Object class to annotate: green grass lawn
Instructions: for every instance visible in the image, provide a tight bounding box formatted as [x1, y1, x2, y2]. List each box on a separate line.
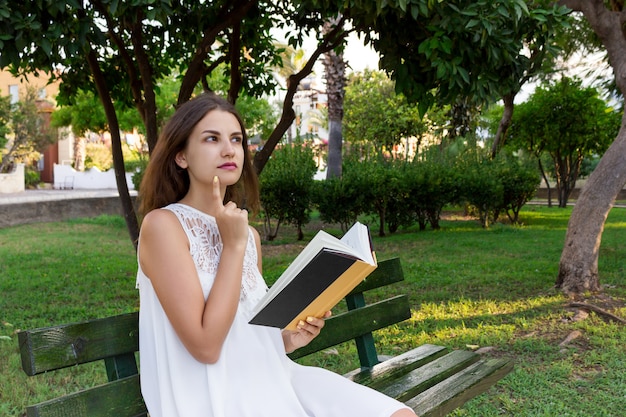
[1, 206, 625, 416]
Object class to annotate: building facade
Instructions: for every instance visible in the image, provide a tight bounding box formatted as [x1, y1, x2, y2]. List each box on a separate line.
[0, 70, 69, 184]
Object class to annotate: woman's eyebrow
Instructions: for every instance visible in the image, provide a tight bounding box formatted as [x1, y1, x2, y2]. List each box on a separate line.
[201, 129, 243, 136]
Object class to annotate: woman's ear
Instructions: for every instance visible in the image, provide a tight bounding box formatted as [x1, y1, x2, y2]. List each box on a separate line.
[175, 151, 188, 169]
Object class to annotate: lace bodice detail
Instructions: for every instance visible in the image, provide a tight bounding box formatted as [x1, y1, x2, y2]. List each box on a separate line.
[164, 203, 267, 315]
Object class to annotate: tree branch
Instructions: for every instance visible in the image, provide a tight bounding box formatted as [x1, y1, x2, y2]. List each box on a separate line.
[252, 17, 350, 174]
[227, 21, 242, 104]
[178, 0, 258, 104]
[568, 302, 626, 324]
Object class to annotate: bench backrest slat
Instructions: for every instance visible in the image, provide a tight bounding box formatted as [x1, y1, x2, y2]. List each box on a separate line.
[26, 375, 147, 417]
[349, 257, 404, 294]
[288, 294, 410, 359]
[19, 312, 139, 376]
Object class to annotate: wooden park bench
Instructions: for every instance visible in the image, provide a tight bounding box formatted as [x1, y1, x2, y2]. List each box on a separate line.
[18, 257, 513, 417]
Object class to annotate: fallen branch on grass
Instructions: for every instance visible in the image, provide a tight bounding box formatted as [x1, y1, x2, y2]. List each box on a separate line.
[568, 302, 626, 325]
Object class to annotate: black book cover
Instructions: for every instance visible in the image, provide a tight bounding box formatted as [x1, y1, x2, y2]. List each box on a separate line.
[249, 249, 357, 328]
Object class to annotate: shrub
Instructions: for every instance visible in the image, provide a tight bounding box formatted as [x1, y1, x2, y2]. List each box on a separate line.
[24, 166, 40, 189]
[495, 152, 541, 224]
[313, 158, 369, 232]
[402, 151, 461, 230]
[259, 142, 318, 240]
[130, 155, 149, 192]
[354, 155, 405, 237]
[457, 153, 504, 228]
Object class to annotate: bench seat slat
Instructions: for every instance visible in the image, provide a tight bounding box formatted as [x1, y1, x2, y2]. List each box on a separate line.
[379, 350, 480, 401]
[343, 344, 448, 387]
[407, 358, 514, 417]
[26, 375, 147, 417]
[19, 312, 139, 376]
[288, 294, 410, 359]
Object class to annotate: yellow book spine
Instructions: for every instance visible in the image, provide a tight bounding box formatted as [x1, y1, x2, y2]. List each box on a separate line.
[283, 259, 377, 331]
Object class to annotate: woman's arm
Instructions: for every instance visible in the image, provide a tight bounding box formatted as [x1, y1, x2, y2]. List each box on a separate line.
[139, 178, 249, 364]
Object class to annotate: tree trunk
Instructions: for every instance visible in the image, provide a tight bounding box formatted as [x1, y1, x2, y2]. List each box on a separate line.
[555, 0, 626, 295]
[556, 121, 626, 294]
[538, 158, 553, 207]
[490, 93, 515, 158]
[73, 134, 85, 171]
[87, 48, 140, 248]
[326, 119, 342, 178]
[323, 16, 346, 179]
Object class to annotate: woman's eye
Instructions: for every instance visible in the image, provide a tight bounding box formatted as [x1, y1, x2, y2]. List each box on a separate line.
[231, 136, 243, 143]
[205, 135, 218, 142]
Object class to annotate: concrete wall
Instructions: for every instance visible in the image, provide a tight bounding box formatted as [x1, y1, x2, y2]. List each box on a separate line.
[0, 195, 137, 228]
[0, 163, 25, 193]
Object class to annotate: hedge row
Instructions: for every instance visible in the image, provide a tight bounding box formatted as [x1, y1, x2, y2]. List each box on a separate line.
[259, 146, 541, 240]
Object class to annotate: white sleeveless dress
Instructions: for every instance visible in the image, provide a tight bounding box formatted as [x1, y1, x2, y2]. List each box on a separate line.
[137, 203, 410, 417]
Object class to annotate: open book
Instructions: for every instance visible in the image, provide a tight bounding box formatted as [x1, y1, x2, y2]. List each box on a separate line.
[249, 222, 377, 330]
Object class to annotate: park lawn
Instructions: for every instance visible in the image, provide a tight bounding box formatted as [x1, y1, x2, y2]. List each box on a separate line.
[1, 205, 625, 416]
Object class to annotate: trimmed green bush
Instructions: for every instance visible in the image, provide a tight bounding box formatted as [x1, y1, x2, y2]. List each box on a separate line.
[259, 142, 317, 240]
[313, 173, 367, 233]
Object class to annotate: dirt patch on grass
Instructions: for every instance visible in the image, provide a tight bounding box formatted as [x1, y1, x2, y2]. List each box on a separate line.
[261, 243, 305, 257]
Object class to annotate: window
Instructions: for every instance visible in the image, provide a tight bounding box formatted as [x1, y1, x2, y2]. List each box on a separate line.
[9, 84, 18, 104]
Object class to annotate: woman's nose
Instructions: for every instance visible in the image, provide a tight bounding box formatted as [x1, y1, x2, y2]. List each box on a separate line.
[222, 140, 235, 156]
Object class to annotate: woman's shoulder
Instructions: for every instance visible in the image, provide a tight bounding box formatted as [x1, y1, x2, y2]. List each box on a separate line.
[143, 206, 179, 223]
[141, 207, 182, 236]
[249, 225, 261, 241]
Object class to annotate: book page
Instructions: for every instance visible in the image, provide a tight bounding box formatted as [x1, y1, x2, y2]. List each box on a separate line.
[340, 222, 375, 265]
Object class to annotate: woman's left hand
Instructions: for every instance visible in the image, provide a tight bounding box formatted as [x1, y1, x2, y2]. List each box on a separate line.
[282, 311, 332, 353]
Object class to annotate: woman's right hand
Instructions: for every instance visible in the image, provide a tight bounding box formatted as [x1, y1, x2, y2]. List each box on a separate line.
[210, 175, 249, 250]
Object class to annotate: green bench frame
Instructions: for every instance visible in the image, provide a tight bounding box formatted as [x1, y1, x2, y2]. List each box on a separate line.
[18, 257, 513, 417]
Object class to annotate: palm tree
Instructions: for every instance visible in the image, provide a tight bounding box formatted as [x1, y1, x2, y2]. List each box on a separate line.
[323, 16, 346, 178]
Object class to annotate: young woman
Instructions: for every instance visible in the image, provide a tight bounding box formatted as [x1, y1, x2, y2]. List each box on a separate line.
[136, 93, 418, 417]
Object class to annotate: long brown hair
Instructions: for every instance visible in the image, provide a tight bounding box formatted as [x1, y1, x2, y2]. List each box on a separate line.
[138, 93, 260, 218]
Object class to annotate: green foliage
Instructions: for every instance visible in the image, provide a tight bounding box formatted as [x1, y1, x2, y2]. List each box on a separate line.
[314, 146, 539, 232]
[495, 152, 542, 223]
[456, 147, 541, 227]
[51, 89, 107, 136]
[0, 86, 56, 172]
[0, 0, 284, 157]
[313, 172, 367, 233]
[23, 166, 41, 189]
[343, 0, 571, 113]
[260, 142, 318, 240]
[324, 153, 458, 237]
[343, 70, 425, 153]
[128, 153, 149, 192]
[83, 142, 144, 172]
[235, 95, 279, 143]
[400, 150, 461, 230]
[83, 143, 112, 171]
[0, 93, 11, 153]
[353, 154, 405, 237]
[457, 151, 505, 228]
[508, 76, 621, 207]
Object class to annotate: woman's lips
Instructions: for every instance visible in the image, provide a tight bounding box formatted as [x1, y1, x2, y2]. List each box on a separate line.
[218, 162, 238, 170]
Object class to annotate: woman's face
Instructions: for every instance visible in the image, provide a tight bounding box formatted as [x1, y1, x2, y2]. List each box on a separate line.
[175, 109, 245, 190]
